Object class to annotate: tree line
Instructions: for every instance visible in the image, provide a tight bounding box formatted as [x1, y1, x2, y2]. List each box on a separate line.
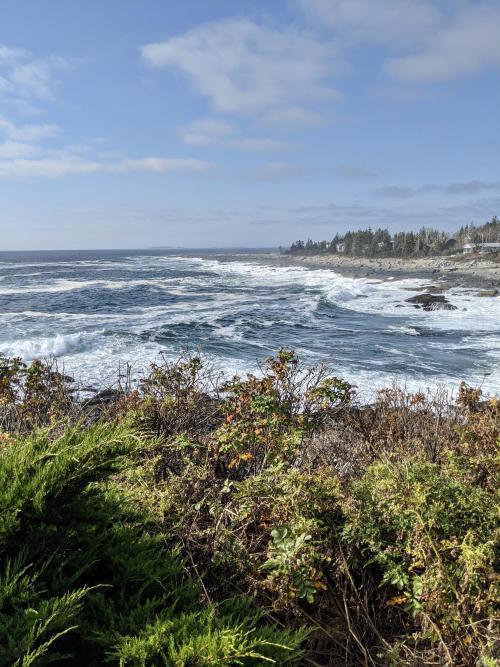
[286, 216, 499, 258]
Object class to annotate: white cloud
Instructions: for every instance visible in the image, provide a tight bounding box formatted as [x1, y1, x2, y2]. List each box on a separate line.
[0, 46, 212, 180]
[0, 117, 60, 160]
[0, 156, 101, 178]
[181, 117, 293, 151]
[0, 151, 212, 178]
[300, 1, 500, 83]
[0, 117, 59, 141]
[0, 45, 69, 99]
[299, 0, 440, 47]
[181, 118, 235, 145]
[0, 141, 41, 159]
[112, 157, 211, 174]
[141, 19, 340, 115]
[384, 3, 500, 82]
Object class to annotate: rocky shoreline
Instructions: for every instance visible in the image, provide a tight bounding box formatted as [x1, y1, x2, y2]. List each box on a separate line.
[219, 251, 500, 290]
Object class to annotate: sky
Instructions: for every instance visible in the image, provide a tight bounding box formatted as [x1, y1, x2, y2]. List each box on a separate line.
[0, 0, 499, 250]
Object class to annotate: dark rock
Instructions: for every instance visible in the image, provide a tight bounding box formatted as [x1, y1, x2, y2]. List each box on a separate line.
[422, 302, 457, 311]
[406, 293, 457, 311]
[406, 294, 446, 305]
[83, 389, 125, 408]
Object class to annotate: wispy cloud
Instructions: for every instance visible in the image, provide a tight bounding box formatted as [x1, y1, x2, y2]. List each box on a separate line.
[299, 0, 440, 48]
[112, 157, 211, 174]
[0, 67, 212, 179]
[0, 141, 42, 159]
[250, 197, 499, 230]
[384, 3, 500, 82]
[375, 181, 500, 198]
[0, 45, 69, 99]
[0, 116, 59, 141]
[181, 118, 235, 146]
[141, 19, 340, 117]
[440, 181, 500, 195]
[181, 118, 294, 151]
[300, 1, 500, 83]
[0, 146, 212, 178]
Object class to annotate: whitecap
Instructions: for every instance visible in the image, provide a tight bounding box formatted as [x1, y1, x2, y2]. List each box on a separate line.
[0, 331, 100, 361]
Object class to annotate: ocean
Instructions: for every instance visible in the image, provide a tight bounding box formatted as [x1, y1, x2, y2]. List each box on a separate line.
[0, 249, 499, 398]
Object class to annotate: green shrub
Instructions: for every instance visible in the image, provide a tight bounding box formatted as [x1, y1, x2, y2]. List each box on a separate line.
[1, 349, 498, 666]
[0, 422, 305, 665]
[344, 454, 499, 664]
[135, 354, 223, 439]
[214, 350, 351, 476]
[0, 354, 76, 434]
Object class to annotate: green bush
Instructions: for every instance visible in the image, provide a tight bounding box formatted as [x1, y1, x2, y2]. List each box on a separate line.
[344, 454, 499, 664]
[0, 353, 76, 434]
[0, 422, 305, 665]
[1, 350, 498, 666]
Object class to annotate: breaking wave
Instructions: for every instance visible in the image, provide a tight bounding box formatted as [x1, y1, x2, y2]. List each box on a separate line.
[0, 250, 499, 396]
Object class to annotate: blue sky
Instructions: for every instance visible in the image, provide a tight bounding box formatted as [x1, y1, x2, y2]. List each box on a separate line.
[1, 0, 499, 249]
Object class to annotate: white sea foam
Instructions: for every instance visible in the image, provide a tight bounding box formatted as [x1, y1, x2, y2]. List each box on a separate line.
[0, 278, 182, 295]
[187, 257, 500, 336]
[386, 325, 420, 336]
[1, 253, 498, 396]
[0, 331, 100, 361]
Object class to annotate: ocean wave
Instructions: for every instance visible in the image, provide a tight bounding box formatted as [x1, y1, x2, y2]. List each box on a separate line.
[0, 331, 101, 361]
[1, 252, 498, 398]
[0, 277, 185, 296]
[386, 325, 420, 336]
[203, 259, 499, 331]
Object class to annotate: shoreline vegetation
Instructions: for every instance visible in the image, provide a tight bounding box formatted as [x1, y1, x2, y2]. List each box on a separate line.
[285, 217, 499, 260]
[235, 216, 500, 289]
[1, 350, 498, 666]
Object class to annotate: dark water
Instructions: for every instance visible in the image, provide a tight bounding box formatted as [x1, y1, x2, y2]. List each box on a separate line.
[0, 249, 498, 396]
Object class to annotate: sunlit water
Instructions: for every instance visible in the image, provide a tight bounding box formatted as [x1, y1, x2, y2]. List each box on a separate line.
[0, 249, 499, 399]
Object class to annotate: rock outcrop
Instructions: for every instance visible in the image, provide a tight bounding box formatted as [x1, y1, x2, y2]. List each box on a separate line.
[405, 293, 457, 311]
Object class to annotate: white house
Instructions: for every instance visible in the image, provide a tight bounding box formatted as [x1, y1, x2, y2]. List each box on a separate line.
[336, 242, 346, 253]
[462, 242, 500, 254]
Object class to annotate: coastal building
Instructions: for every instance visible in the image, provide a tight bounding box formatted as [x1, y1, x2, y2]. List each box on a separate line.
[336, 242, 346, 253]
[462, 242, 500, 254]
